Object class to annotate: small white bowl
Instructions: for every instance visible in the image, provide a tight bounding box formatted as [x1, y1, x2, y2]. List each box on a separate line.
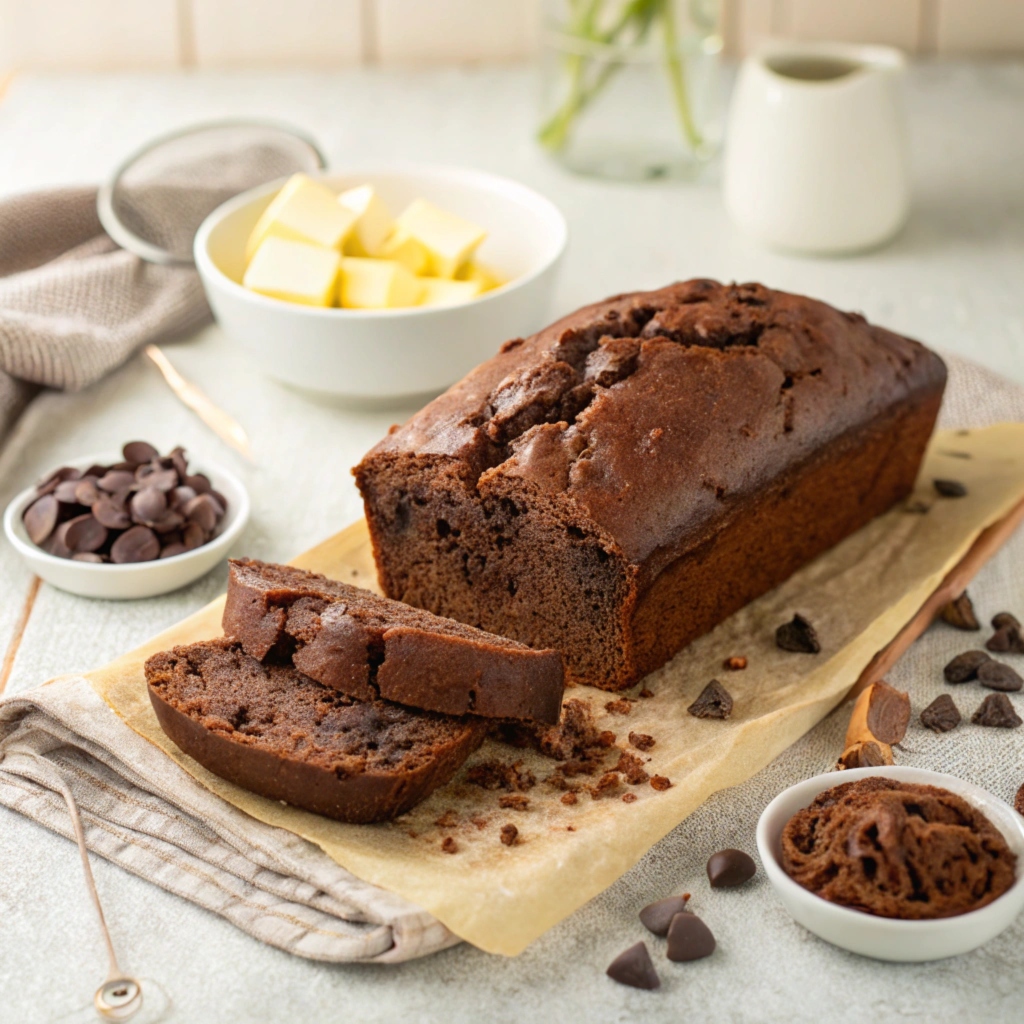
[757, 766, 1024, 962]
[3, 453, 250, 600]
[194, 165, 568, 401]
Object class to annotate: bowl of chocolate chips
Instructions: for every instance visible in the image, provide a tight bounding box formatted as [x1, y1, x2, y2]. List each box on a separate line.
[4, 441, 249, 599]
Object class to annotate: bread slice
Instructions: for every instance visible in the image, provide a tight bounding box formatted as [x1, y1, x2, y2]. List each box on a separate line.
[223, 558, 565, 725]
[145, 638, 486, 823]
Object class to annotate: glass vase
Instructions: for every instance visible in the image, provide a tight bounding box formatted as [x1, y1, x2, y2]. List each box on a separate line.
[538, 0, 724, 181]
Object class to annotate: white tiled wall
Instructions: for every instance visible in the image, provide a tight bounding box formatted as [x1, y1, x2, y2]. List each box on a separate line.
[0, 0, 1022, 71]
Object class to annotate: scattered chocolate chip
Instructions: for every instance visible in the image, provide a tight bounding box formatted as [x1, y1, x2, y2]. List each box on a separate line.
[650, 775, 672, 792]
[776, 614, 821, 654]
[123, 440, 159, 464]
[22, 493, 59, 544]
[943, 650, 991, 684]
[934, 479, 967, 498]
[688, 680, 733, 720]
[499, 824, 519, 846]
[920, 694, 961, 733]
[940, 592, 980, 631]
[629, 731, 655, 752]
[992, 612, 1022, 632]
[1015, 783, 1024, 817]
[977, 660, 1024, 693]
[441, 837, 458, 854]
[666, 912, 716, 962]
[972, 693, 1023, 729]
[639, 895, 689, 937]
[723, 655, 748, 671]
[706, 849, 757, 888]
[110, 525, 160, 564]
[64, 515, 107, 554]
[606, 941, 660, 990]
[987, 625, 1024, 655]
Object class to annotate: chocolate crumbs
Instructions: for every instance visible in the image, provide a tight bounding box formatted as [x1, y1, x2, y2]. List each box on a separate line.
[500, 824, 520, 846]
[466, 759, 536, 792]
[614, 750, 650, 785]
[629, 731, 655, 751]
[441, 837, 459, 854]
[604, 699, 633, 716]
[498, 794, 530, 810]
[650, 775, 672, 792]
[622, 793, 637, 803]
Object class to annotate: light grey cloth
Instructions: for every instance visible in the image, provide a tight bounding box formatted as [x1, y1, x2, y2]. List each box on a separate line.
[0, 675, 458, 964]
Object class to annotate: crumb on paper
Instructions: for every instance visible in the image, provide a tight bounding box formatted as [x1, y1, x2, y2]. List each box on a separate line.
[500, 823, 519, 846]
[638, 688, 654, 698]
[650, 775, 673, 792]
[441, 837, 459, 854]
[629, 731, 655, 752]
[604, 698, 633, 716]
[590, 771, 622, 799]
[622, 793, 638, 804]
[615, 750, 650, 785]
[466, 759, 536, 792]
[561, 792, 578, 805]
[597, 730, 617, 747]
[434, 809, 458, 828]
[724, 655, 748, 670]
[498, 794, 530, 811]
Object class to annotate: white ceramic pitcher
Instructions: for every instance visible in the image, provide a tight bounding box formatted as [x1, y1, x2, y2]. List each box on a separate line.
[723, 41, 908, 255]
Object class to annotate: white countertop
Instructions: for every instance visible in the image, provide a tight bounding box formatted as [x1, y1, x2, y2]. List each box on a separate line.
[1, 62, 1023, 1023]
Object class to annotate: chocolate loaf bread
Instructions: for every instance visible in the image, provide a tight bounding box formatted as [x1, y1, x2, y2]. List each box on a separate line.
[223, 559, 565, 724]
[145, 638, 486, 823]
[355, 280, 947, 690]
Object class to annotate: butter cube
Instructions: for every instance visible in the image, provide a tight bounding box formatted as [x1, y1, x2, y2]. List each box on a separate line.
[243, 237, 340, 307]
[419, 277, 483, 307]
[246, 174, 355, 263]
[338, 185, 395, 257]
[456, 260, 505, 292]
[394, 199, 486, 279]
[339, 258, 423, 309]
[378, 228, 430, 275]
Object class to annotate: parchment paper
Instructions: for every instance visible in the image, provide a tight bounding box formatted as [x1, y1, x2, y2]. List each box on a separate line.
[88, 424, 1024, 956]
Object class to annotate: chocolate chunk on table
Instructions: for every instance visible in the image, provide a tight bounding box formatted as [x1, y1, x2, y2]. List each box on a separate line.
[639, 895, 689, 937]
[775, 614, 820, 653]
[940, 591, 980, 631]
[606, 941, 660, 990]
[688, 680, 733, 720]
[706, 849, 757, 888]
[934, 479, 968, 498]
[666, 912, 716, 962]
[943, 650, 991, 684]
[977, 660, 1023, 693]
[920, 694, 961, 733]
[972, 693, 1023, 729]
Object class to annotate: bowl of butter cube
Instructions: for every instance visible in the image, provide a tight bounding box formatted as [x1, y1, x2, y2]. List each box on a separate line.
[194, 165, 567, 400]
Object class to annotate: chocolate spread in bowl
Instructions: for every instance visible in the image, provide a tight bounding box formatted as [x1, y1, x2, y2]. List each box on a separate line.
[781, 776, 1017, 919]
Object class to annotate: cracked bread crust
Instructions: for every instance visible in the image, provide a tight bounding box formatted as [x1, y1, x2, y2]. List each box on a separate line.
[145, 638, 486, 823]
[355, 280, 947, 690]
[223, 559, 565, 724]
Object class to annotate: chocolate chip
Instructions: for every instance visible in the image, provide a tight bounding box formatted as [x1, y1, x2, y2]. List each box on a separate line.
[151, 510, 185, 535]
[64, 515, 107, 554]
[93, 496, 131, 530]
[137, 467, 179, 492]
[606, 942, 660, 990]
[182, 521, 206, 550]
[776, 614, 820, 653]
[36, 466, 81, 495]
[987, 626, 1024, 655]
[499, 824, 519, 846]
[185, 473, 211, 494]
[706, 849, 757, 888]
[650, 775, 672, 791]
[723, 655, 748, 670]
[993, 612, 1022, 632]
[934, 479, 967, 498]
[940, 592, 980, 631]
[920, 694, 961, 733]
[943, 650, 990, 684]
[1015, 783, 1024, 817]
[639, 895, 689, 937]
[666, 912, 716, 962]
[73, 477, 102, 507]
[110, 525, 160, 563]
[972, 693, 1022, 729]
[23, 493, 58, 544]
[159, 542, 187, 559]
[123, 441, 159, 464]
[170, 446, 188, 479]
[71, 552, 105, 563]
[169, 485, 197, 509]
[130, 486, 167, 524]
[210, 490, 229, 513]
[54, 479, 83, 504]
[98, 470, 136, 493]
[978, 660, 1023, 692]
[688, 680, 733, 720]
[183, 494, 219, 532]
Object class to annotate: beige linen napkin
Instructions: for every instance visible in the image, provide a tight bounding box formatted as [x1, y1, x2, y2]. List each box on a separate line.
[0, 186, 210, 441]
[0, 675, 458, 963]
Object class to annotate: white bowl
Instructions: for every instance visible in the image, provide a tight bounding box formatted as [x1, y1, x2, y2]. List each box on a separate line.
[3, 453, 250, 600]
[756, 766, 1024, 962]
[194, 165, 568, 401]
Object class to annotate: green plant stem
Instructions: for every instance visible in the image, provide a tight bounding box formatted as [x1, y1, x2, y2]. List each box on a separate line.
[659, 0, 703, 150]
